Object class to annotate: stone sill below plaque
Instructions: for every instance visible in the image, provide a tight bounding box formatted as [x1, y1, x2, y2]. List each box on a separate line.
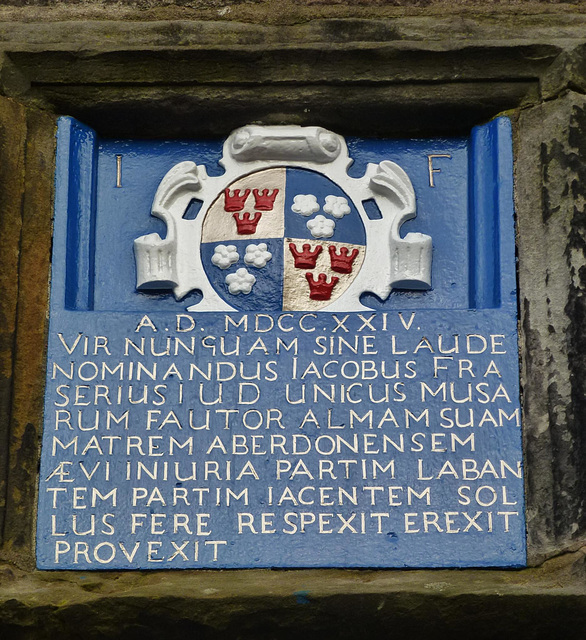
[0, 551, 585, 638]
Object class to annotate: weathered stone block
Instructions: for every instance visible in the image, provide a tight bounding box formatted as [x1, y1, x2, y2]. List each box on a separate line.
[516, 90, 586, 564]
[0, 103, 55, 566]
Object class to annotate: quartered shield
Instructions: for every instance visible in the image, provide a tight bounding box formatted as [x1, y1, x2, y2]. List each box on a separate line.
[200, 168, 366, 312]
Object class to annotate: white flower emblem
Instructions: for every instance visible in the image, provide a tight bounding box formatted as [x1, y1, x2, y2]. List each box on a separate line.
[211, 244, 239, 269]
[307, 214, 336, 239]
[291, 194, 320, 217]
[323, 195, 351, 219]
[244, 243, 272, 268]
[225, 267, 256, 295]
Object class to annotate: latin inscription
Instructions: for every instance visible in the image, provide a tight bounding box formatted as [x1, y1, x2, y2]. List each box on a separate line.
[39, 311, 523, 568]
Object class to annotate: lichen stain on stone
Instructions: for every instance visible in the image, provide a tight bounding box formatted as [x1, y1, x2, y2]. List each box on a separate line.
[540, 141, 563, 224]
[544, 102, 586, 544]
[8, 422, 37, 549]
[563, 104, 586, 542]
[521, 295, 557, 548]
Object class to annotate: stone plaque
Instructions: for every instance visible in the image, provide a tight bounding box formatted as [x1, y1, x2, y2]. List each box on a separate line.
[36, 118, 526, 569]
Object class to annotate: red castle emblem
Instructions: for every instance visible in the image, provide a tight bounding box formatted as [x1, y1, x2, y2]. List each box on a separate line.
[224, 188, 251, 212]
[253, 188, 279, 211]
[233, 211, 262, 234]
[305, 272, 339, 300]
[328, 246, 359, 274]
[289, 243, 323, 269]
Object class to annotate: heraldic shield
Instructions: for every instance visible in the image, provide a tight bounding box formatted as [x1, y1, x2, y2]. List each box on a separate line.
[201, 168, 367, 312]
[134, 125, 432, 312]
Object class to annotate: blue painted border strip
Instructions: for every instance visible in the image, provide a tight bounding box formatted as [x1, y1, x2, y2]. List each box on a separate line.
[493, 117, 517, 313]
[468, 116, 516, 310]
[54, 117, 98, 311]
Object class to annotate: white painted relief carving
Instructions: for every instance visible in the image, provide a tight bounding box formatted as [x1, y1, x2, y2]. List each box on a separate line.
[323, 195, 351, 219]
[244, 243, 272, 269]
[292, 194, 320, 217]
[134, 124, 432, 312]
[307, 215, 336, 239]
[211, 244, 239, 270]
[225, 268, 256, 295]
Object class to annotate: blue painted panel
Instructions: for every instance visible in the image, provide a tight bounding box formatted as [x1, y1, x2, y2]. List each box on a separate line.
[37, 118, 526, 569]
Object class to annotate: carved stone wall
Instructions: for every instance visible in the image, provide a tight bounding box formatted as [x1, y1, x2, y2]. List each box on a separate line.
[1, 2, 586, 637]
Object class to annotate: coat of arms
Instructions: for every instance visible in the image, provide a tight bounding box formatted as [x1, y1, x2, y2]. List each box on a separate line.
[134, 125, 432, 312]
